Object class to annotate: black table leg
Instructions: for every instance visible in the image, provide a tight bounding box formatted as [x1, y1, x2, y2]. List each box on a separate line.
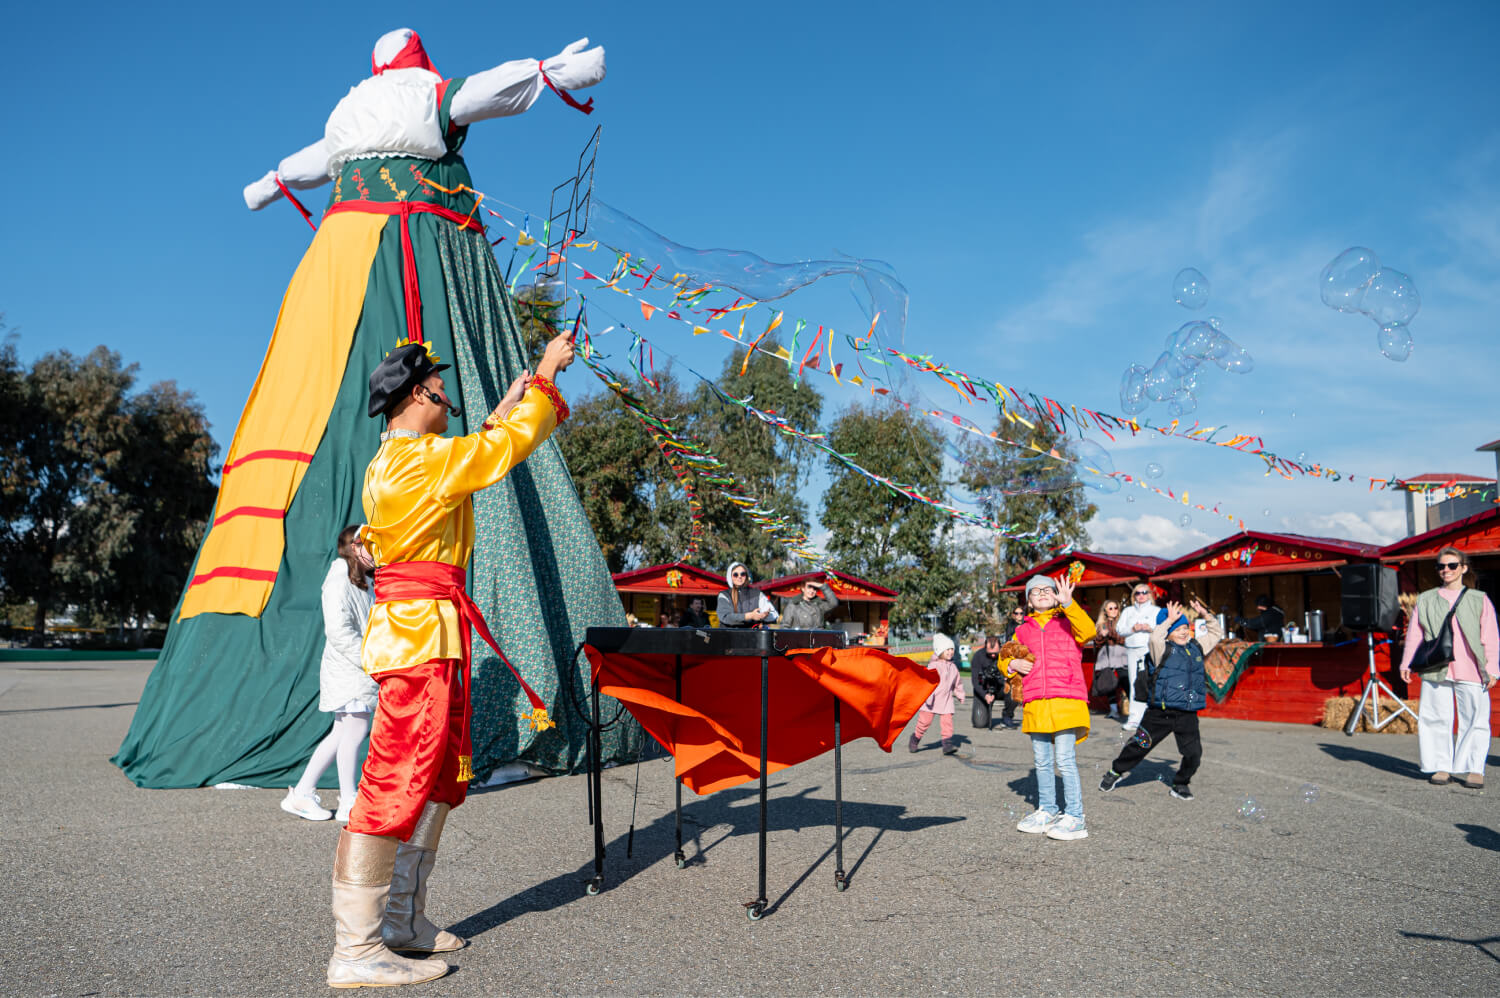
[833, 697, 846, 891]
[586, 670, 604, 896]
[747, 651, 769, 921]
[674, 654, 685, 869]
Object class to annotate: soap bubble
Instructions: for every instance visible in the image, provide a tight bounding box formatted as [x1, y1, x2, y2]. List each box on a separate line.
[1236, 796, 1267, 823]
[1262, 508, 1270, 516]
[1320, 247, 1380, 312]
[1074, 438, 1122, 494]
[1178, 513, 1192, 527]
[1119, 364, 1149, 414]
[1215, 345, 1254, 374]
[1126, 495, 1135, 503]
[1134, 729, 1153, 749]
[1166, 390, 1197, 419]
[1378, 324, 1413, 362]
[1296, 452, 1306, 464]
[1299, 783, 1320, 804]
[1363, 268, 1421, 328]
[1144, 352, 1177, 401]
[1145, 462, 1163, 479]
[1173, 267, 1210, 310]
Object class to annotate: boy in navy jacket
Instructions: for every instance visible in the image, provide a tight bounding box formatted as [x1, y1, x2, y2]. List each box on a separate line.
[1098, 598, 1222, 801]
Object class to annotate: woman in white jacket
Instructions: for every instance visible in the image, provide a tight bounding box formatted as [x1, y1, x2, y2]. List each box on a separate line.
[281, 526, 380, 822]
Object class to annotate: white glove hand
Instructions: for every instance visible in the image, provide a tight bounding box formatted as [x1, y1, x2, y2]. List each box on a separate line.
[542, 38, 606, 91]
[243, 170, 282, 211]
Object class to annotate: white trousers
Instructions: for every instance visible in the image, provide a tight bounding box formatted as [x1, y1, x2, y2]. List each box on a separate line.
[1124, 645, 1150, 730]
[1417, 678, 1491, 776]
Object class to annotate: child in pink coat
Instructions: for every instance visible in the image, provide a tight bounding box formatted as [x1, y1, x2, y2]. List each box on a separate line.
[908, 633, 966, 756]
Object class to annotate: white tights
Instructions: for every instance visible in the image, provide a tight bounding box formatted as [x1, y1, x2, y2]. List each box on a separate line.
[293, 711, 371, 801]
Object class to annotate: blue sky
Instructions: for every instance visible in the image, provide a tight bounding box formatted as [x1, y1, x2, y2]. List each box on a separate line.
[4, 1, 1497, 559]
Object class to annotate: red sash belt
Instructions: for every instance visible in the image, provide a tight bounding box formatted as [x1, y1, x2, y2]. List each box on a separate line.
[323, 199, 484, 348]
[374, 560, 553, 730]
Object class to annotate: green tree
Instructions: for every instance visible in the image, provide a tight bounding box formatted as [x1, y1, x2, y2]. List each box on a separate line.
[954, 409, 1097, 630]
[0, 340, 218, 643]
[685, 341, 823, 581]
[818, 401, 963, 633]
[555, 370, 696, 572]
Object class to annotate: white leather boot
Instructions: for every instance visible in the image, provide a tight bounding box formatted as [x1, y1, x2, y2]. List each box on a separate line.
[382, 802, 465, 954]
[327, 829, 449, 988]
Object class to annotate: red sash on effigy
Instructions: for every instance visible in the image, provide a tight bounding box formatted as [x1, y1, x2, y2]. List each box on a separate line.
[322, 200, 483, 347]
[373, 561, 552, 730]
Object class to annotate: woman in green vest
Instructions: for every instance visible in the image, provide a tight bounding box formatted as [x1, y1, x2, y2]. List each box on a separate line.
[1397, 546, 1498, 789]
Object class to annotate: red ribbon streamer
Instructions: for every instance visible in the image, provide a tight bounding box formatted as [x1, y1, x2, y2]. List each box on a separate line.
[274, 176, 317, 231]
[538, 62, 595, 115]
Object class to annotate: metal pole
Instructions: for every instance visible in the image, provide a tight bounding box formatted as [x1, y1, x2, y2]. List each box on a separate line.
[833, 697, 846, 891]
[756, 652, 769, 916]
[674, 654, 685, 868]
[587, 668, 605, 894]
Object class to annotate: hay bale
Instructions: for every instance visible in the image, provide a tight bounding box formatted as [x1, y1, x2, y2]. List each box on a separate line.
[1321, 695, 1419, 734]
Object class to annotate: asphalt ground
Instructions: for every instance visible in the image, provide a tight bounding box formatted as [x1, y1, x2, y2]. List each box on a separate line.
[2, 658, 1497, 997]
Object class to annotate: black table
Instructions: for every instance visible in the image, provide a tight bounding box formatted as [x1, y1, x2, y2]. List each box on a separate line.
[581, 626, 849, 920]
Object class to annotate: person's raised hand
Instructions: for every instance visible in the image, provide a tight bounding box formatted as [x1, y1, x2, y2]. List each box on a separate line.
[536, 332, 575, 381]
[484, 370, 533, 428]
[1057, 576, 1075, 606]
[1166, 601, 1185, 623]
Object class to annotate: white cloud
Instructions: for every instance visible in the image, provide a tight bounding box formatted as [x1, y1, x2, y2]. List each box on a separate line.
[1297, 509, 1407, 546]
[1085, 513, 1214, 558]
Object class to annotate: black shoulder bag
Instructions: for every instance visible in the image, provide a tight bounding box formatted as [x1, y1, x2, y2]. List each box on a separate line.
[1411, 588, 1466, 673]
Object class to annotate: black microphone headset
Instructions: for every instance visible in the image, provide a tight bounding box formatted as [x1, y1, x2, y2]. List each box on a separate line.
[419, 386, 462, 418]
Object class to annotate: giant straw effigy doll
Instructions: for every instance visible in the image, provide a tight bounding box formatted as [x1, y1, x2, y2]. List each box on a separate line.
[112, 34, 630, 979]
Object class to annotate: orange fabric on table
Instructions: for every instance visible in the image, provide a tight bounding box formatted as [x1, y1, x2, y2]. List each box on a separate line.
[586, 645, 938, 795]
[346, 659, 469, 840]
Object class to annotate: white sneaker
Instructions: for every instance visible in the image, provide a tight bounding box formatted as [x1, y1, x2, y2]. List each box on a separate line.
[1045, 814, 1088, 840]
[1016, 809, 1059, 834]
[281, 787, 332, 821]
[336, 796, 356, 823]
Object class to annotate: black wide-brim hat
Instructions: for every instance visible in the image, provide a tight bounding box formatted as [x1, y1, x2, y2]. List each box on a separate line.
[368, 342, 450, 417]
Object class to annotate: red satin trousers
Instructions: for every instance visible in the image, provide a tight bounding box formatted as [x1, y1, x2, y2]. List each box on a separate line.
[345, 659, 470, 841]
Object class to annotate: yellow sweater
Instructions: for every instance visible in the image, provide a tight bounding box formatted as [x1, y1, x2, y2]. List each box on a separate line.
[359, 385, 561, 676]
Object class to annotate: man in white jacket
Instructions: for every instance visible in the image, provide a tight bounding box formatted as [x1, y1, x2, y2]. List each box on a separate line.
[1114, 582, 1160, 734]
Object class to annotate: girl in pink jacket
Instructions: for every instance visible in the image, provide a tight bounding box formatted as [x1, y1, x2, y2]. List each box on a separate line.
[1008, 574, 1096, 840]
[908, 633, 966, 756]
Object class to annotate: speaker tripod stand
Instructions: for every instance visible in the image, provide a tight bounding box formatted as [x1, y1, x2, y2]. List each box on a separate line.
[1344, 631, 1417, 735]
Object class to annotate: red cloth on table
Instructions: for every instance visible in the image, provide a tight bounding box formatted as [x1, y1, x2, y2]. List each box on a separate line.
[585, 645, 938, 795]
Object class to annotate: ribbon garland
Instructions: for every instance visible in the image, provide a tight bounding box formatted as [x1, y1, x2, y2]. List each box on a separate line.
[471, 197, 1490, 513]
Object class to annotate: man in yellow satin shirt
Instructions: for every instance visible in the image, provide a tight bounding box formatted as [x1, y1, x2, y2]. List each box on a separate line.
[324, 331, 574, 989]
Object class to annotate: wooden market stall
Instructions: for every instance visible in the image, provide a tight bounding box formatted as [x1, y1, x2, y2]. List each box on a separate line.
[611, 563, 729, 627]
[758, 570, 900, 641]
[1147, 532, 1385, 723]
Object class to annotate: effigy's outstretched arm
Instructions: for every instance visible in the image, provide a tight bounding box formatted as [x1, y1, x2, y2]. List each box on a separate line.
[451, 38, 605, 125]
[243, 139, 332, 211]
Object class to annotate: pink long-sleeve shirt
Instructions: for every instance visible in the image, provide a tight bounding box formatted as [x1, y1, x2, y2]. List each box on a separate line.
[1398, 587, 1499, 683]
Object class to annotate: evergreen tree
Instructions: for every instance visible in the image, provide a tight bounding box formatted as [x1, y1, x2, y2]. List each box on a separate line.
[685, 340, 822, 582]
[953, 408, 1097, 631]
[818, 401, 962, 633]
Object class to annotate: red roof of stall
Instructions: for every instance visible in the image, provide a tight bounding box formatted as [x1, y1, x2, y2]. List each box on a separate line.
[1001, 551, 1167, 592]
[611, 562, 728, 596]
[1400, 473, 1495, 484]
[1150, 531, 1382, 581]
[1380, 507, 1500, 562]
[759, 569, 899, 603]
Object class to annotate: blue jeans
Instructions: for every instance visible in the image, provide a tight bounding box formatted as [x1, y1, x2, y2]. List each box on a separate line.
[1031, 731, 1084, 819]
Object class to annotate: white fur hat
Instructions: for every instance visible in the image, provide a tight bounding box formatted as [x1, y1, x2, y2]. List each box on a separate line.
[931, 632, 955, 657]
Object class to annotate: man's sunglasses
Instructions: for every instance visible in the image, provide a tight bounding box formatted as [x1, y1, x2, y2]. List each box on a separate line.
[1437, 561, 1463, 570]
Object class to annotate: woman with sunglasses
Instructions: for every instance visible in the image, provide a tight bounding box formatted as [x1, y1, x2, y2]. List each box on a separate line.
[716, 561, 780, 628]
[1397, 546, 1497, 789]
[1114, 583, 1160, 733]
